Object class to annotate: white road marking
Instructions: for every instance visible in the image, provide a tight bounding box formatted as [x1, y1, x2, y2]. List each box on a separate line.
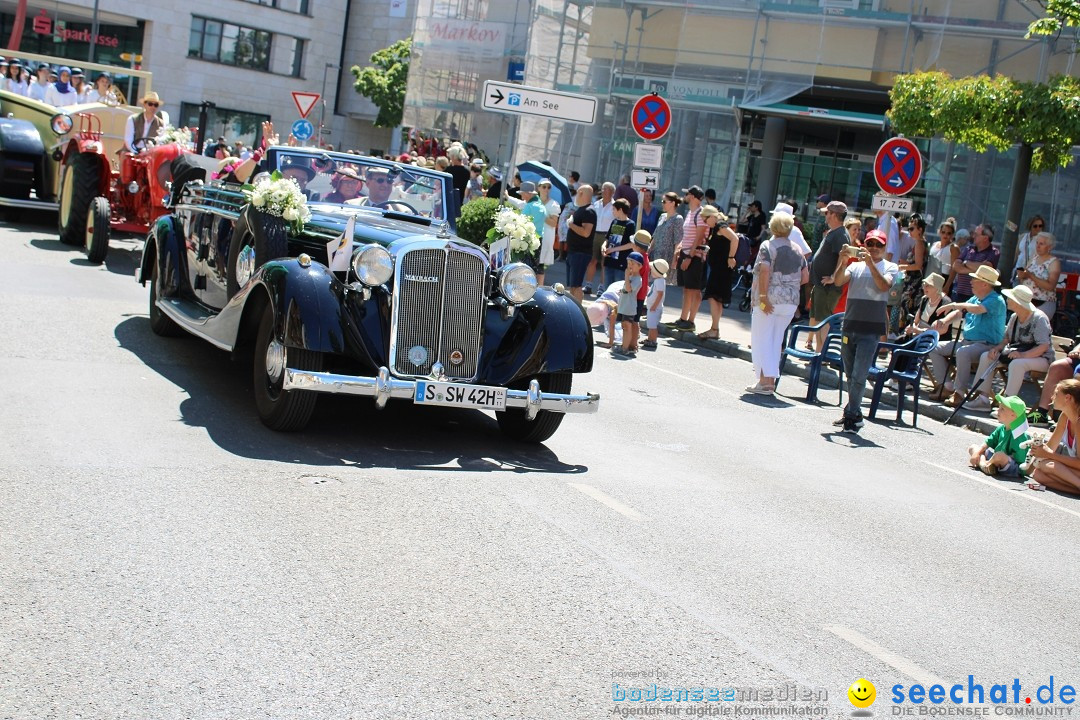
[567, 483, 649, 521]
[825, 625, 945, 686]
[924, 461, 1080, 521]
[633, 356, 833, 409]
[631, 358, 745, 400]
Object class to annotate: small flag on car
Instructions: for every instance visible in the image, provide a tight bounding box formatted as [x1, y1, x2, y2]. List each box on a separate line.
[327, 215, 354, 272]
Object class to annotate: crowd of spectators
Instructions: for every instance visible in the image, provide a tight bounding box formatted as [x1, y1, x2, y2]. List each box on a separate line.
[0, 57, 125, 105]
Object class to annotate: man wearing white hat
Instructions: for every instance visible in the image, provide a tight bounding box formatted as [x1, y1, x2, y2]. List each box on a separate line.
[928, 265, 1008, 408]
[964, 283, 1054, 412]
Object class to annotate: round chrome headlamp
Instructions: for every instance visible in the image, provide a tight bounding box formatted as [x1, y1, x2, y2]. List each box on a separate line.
[351, 244, 393, 286]
[50, 113, 73, 135]
[498, 262, 538, 304]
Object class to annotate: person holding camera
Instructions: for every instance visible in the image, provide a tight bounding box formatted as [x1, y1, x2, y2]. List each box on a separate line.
[828, 229, 898, 433]
[961, 284, 1054, 413]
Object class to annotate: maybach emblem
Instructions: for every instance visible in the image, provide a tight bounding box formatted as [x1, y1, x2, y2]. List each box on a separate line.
[449, 350, 464, 365]
[405, 274, 439, 283]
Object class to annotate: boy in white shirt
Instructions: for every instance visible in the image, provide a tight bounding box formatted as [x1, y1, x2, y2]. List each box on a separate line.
[642, 258, 669, 350]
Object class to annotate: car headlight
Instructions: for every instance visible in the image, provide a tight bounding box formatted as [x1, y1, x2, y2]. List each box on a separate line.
[50, 113, 73, 135]
[498, 262, 537, 304]
[351, 244, 393, 286]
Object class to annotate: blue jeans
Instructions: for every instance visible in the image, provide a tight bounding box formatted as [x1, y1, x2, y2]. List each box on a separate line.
[603, 266, 623, 289]
[841, 331, 880, 420]
[566, 251, 591, 288]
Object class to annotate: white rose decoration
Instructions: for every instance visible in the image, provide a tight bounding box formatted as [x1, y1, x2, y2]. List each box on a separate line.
[283, 207, 298, 222]
[252, 194, 265, 208]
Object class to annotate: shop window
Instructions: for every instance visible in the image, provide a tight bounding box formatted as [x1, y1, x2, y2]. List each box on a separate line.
[188, 16, 301, 76]
[240, 0, 310, 14]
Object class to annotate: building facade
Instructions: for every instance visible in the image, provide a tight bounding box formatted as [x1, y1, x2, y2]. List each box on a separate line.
[0, 0, 412, 155]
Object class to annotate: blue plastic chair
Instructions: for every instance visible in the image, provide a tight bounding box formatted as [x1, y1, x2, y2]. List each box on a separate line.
[867, 330, 940, 427]
[778, 312, 845, 404]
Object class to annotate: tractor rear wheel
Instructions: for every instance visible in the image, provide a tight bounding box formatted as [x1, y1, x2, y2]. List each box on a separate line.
[58, 153, 103, 246]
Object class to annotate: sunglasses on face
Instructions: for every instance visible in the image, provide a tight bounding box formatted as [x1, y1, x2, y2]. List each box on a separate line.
[865, 240, 886, 248]
[1032, 223, 1044, 229]
[145, 102, 159, 107]
[370, 177, 389, 184]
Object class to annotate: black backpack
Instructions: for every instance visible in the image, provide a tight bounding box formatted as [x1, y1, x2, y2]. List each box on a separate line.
[733, 232, 752, 266]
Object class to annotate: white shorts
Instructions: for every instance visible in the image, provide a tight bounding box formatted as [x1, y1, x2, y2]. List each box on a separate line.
[646, 306, 663, 329]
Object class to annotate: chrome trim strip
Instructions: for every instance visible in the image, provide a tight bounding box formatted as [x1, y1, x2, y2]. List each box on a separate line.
[0, 197, 58, 210]
[283, 367, 599, 415]
[154, 298, 234, 351]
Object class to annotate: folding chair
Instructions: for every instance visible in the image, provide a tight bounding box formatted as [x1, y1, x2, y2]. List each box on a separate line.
[867, 330, 940, 427]
[779, 312, 845, 404]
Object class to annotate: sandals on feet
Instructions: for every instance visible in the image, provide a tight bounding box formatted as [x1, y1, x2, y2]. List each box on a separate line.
[697, 329, 719, 340]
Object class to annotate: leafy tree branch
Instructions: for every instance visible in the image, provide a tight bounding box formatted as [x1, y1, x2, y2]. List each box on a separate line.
[887, 71, 1080, 172]
[351, 37, 412, 128]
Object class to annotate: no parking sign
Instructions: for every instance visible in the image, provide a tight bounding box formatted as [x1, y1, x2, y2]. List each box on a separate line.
[874, 138, 922, 196]
[631, 94, 672, 141]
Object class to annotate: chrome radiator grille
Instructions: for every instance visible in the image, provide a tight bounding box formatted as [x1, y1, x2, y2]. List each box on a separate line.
[391, 246, 487, 380]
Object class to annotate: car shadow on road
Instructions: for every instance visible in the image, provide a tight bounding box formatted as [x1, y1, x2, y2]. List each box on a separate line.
[70, 246, 140, 277]
[113, 317, 588, 475]
[28, 237, 73, 252]
[30, 236, 142, 277]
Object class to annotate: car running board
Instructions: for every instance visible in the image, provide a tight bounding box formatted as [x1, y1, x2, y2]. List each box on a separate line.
[156, 296, 235, 351]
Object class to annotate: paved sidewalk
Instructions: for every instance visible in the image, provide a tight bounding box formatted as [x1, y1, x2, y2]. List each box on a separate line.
[544, 260, 1010, 436]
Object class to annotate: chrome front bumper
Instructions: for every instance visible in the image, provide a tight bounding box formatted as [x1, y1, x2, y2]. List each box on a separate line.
[283, 366, 600, 421]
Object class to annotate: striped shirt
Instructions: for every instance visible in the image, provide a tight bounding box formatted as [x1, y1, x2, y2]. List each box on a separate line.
[680, 208, 703, 252]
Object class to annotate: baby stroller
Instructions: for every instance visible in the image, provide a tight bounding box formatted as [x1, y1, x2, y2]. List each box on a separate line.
[732, 264, 754, 311]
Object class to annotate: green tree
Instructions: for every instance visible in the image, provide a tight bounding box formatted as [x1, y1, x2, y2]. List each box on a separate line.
[351, 37, 411, 128]
[888, 71, 1080, 174]
[1026, 0, 1080, 40]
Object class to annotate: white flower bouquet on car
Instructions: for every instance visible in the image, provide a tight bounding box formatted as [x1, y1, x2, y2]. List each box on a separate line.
[486, 206, 539, 263]
[154, 125, 193, 148]
[244, 171, 312, 232]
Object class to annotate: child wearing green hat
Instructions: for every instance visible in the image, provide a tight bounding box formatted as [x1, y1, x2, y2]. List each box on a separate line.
[967, 394, 1031, 476]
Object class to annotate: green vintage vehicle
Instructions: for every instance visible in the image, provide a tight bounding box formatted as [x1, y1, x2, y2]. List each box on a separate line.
[0, 51, 151, 213]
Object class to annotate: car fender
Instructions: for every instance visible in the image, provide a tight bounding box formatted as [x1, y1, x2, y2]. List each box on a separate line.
[477, 287, 594, 385]
[242, 260, 390, 368]
[0, 117, 45, 155]
[138, 215, 184, 296]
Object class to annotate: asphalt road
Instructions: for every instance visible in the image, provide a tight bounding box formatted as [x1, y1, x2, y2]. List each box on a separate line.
[2, 217, 1080, 720]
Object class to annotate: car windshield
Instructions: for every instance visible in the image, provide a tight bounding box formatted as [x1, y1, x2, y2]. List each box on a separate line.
[273, 149, 447, 222]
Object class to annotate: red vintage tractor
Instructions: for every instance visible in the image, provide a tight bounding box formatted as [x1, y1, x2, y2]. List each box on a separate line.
[56, 109, 188, 264]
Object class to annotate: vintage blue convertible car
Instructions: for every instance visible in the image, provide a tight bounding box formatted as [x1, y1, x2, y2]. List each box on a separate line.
[137, 147, 598, 442]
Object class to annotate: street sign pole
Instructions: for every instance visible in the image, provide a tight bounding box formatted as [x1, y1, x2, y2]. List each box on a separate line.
[504, 115, 519, 205]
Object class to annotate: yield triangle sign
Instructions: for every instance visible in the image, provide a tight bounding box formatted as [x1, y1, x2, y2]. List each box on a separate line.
[291, 91, 320, 119]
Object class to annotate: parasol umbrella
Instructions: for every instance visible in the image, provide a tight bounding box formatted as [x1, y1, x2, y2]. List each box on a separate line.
[516, 160, 571, 206]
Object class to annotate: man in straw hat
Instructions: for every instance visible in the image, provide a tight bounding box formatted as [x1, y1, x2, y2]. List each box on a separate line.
[124, 91, 167, 153]
[962, 283, 1055, 413]
[927, 264, 1007, 408]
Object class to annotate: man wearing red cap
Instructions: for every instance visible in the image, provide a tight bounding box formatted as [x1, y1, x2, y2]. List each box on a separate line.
[829, 228, 898, 433]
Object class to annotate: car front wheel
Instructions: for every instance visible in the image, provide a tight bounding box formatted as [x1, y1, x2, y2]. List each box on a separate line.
[253, 304, 322, 431]
[496, 372, 571, 444]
